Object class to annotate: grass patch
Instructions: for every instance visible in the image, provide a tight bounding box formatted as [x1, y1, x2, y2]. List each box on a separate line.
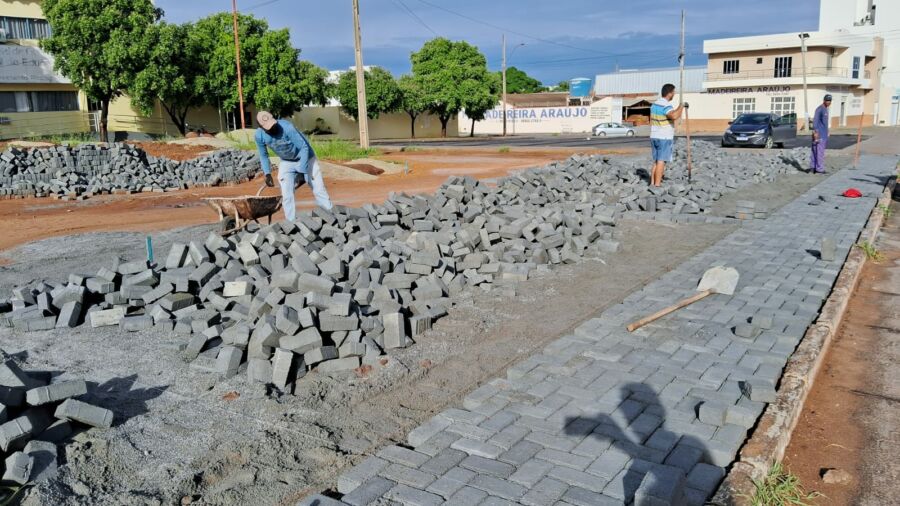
[310, 139, 380, 161]
[856, 240, 884, 262]
[877, 203, 893, 219]
[21, 132, 97, 145]
[226, 133, 379, 161]
[498, 146, 511, 153]
[748, 462, 821, 506]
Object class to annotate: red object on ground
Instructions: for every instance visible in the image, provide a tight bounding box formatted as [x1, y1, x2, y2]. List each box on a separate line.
[842, 188, 863, 198]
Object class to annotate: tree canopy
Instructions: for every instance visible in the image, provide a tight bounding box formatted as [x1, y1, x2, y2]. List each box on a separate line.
[463, 72, 500, 137]
[397, 74, 428, 138]
[500, 66, 545, 94]
[130, 22, 205, 135]
[334, 67, 402, 120]
[42, 0, 161, 140]
[411, 38, 494, 137]
[128, 13, 328, 134]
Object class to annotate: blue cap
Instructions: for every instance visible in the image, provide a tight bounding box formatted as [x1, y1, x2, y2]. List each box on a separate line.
[824, 94, 833, 101]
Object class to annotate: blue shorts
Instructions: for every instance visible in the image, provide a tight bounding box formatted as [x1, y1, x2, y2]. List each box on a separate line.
[650, 138, 673, 162]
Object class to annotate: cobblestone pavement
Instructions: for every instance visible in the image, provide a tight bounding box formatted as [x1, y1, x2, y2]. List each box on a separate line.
[308, 156, 896, 506]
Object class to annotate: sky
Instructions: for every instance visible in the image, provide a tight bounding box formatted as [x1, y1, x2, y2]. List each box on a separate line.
[155, 0, 823, 85]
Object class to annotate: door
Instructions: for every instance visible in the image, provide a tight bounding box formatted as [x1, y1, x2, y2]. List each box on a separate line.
[610, 123, 627, 136]
[771, 115, 794, 141]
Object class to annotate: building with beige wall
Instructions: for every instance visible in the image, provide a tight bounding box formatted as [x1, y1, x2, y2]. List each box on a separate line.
[0, 0, 91, 139]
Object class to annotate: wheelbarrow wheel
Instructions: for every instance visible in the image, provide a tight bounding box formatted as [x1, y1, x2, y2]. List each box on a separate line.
[221, 217, 236, 233]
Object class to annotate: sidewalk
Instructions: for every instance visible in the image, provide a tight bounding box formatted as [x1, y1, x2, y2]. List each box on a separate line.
[310, 156, 896, 505]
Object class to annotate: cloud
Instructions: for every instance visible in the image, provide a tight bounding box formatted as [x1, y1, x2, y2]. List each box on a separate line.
[155, 0, 821, 83]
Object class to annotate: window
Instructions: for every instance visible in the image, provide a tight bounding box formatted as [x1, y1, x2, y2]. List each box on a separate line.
[852, 56, 861, 79]
[770, 96, 796, 119]
[756, 57, 763, 64]
[774, 56, 793, 78]
[723, 60, 740, 74]
[0, 91, 80, 112]
[0, 16, 52, 40]
[732, 98, 756, 118]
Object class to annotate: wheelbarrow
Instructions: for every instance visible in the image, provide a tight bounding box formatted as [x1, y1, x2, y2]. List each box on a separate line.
[203, 185, 282, 236]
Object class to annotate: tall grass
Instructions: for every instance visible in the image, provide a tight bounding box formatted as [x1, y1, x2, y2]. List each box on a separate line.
[227, 133, 379, 162]
[747, 462, 821, 506]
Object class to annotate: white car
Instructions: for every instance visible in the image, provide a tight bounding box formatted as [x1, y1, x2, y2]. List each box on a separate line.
[593, 122, 635, 137]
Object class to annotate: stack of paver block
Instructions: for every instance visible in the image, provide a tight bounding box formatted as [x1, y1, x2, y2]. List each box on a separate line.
[733, 201, 768, 220]
[0, 140, 811, 394]
[0, 356, 112, 486]
[0, 144, 259, 198]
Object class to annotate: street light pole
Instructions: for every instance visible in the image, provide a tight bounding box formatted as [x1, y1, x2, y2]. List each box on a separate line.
[352, 0, 370, 148]
[502, 35, 507, 137]
[799, 33, 810, 131]
[231, 0, 246, 130]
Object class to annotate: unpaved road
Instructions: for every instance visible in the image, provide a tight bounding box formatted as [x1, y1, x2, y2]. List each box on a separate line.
[0, 148, 617, 257]
[0, 159, 838, 505]
[783, 186, 900, 505]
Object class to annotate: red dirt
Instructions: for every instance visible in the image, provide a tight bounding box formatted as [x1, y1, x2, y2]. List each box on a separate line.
[128, 142, 219, 161]
[782, 207, 899, 504]
[0, 148, 617, 258]
[343, 163, 385, 176]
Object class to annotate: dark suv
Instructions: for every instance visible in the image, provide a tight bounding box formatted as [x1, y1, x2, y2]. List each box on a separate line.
[722, 112, 797, 148]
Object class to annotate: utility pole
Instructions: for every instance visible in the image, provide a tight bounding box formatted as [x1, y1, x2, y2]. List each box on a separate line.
[232, 0, 246, 129]
[678, 10, 685, 108]
[502, 34, 508, 137]
[799, 33, 810, 131]
[352, 0, 370, 148]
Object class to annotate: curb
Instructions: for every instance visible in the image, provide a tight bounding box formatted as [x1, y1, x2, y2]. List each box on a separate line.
[711, 171, 897, 505]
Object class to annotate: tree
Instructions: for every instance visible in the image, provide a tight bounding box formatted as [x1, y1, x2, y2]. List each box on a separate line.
[130, 22, 204, 136]
[412, 38, 494, 137]
[42, 0, 160, 141]
[499, 66, 544, 94]
[334, 67, 401, 120]
[463, 73, 500, 137]
[556, 80, 571, 92]
[247, 29, 329, 118]
[397, 74, 428, 138]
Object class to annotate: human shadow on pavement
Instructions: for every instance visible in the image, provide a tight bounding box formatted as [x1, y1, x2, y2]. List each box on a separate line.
[87, 374, 168, 426]
[564, 382, 719, 505]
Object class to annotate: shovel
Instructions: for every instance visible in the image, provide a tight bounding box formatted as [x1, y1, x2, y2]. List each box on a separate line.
[626, 266, 740, 332]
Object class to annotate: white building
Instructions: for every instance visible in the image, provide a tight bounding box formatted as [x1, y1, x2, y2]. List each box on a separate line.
[589, 0, 899, 131]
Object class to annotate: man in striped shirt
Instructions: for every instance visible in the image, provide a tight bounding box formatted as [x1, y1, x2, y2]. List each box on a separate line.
[649, 83, 686, 187]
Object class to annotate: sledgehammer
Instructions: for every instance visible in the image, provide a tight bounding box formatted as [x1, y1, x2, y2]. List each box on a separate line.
[626, 266, 739, 332]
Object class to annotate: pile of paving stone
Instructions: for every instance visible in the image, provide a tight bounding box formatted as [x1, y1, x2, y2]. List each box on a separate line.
[535, 139, 811, 215]
[0, 140, 810, 393]
[0, 355, 112, 486]
[0, 144, 260, 198]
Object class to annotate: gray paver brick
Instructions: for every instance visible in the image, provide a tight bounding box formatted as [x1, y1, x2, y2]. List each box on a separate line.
[520, 477, 568, 506]
[342, 476, 396, 506]
[425, 466, 474, 498]
[508, 458, 554, 488]
[561, 486, 622, 506]
[469, 475, 527, 500]
[384, 483, 443, 506]
[459, 454, 515, 478]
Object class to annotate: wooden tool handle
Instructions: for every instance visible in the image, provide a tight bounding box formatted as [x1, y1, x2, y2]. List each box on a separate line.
[626, 289, 712, 332]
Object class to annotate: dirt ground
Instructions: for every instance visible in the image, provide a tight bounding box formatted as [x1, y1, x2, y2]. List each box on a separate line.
[0, 148, 616, 258]
[783, 188, 900, 505]
[127, 142, 220, 161]
[0, 157, 837, 505]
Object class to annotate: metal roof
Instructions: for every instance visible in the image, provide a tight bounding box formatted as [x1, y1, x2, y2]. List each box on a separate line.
[594, 66, 705, 95]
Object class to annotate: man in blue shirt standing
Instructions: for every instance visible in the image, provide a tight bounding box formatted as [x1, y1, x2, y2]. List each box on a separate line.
[255, 111, 333, 221]
[810, 94, 831, 174]
[649, 83, 686, 187]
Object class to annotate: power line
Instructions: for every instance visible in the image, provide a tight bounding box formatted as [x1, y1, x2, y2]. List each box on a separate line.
[392, 0, 438, 37]
[411, 0, 631, 57]
[244, 0, 282, 12]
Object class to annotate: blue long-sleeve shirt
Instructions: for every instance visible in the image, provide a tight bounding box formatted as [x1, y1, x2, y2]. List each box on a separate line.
[813, 104, 829, 138]
[255, 119, 315, 175]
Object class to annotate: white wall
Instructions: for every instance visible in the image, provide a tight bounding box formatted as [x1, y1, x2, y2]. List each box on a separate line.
[459, 97, 623, 135]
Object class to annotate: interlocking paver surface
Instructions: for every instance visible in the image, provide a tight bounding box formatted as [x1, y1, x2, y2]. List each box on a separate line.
[323, 157, 895, 506]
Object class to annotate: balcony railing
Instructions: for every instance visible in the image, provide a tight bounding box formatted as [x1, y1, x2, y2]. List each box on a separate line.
[705, 67, 870, 81]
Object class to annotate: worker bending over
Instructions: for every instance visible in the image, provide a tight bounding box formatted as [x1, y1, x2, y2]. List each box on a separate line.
[255, 111, 333, 221]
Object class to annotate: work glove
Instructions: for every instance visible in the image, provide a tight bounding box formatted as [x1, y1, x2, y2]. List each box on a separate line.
[265, 174, 274, 187]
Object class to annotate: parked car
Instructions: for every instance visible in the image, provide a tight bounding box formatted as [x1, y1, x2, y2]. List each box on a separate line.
[593, 122, 635, 137]
[721, 112, 797, 148]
